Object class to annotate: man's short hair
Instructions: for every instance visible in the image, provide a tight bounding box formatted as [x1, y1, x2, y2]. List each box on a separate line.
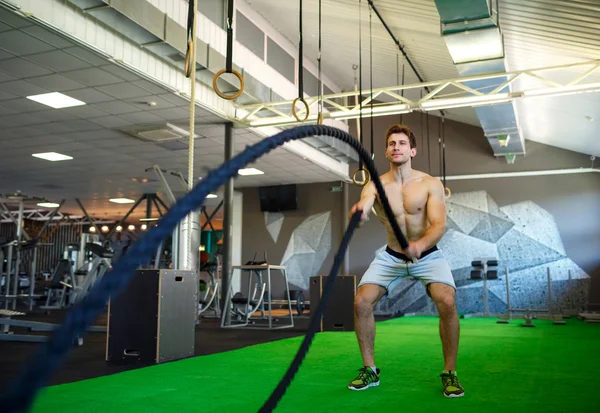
[385, 124, 417, 149]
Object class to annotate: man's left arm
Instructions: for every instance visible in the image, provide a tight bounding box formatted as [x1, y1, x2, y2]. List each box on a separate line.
[413, 178, 447, 256]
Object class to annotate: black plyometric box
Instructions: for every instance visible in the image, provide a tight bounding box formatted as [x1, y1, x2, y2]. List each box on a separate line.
[310, 275, 356, 332]
[106, 269, 197, 364]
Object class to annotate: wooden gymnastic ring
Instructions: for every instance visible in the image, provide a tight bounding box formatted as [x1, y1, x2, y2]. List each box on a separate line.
[292, 97, 309, 122]
[444, 187, 451, 199]
[212, 68, 245, 100]
[184, 41, 193, 78]
[352, 168, 370, 187]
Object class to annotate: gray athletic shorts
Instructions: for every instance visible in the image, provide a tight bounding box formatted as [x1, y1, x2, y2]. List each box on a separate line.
[358, 245, 456, 299]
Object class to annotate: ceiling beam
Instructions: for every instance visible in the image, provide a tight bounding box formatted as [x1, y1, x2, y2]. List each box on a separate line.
[236, 59, 600, 127]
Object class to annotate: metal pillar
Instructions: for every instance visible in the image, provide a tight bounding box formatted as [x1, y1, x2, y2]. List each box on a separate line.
[342, 182, 349, 275]
[10, 200, 24, 310]
[221, 122, 234, 312]
[176, 211, 200, 272]
[3, 243, 13, 310]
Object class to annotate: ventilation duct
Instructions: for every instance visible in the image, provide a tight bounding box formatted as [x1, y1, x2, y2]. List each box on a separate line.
[434, 0, 525, 162]
[121, 122, 201, 151]
[65, 0, 357, 163]
[122, 123, 199, 142]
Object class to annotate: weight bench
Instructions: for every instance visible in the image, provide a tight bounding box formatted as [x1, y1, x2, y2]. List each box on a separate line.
[0, 309, 46, 342]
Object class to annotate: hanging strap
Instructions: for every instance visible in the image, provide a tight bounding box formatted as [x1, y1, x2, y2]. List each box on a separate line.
[317, 0, 323, 125]
[184, 0, 196, 78]
[426, 105, 431, 174]
[292, 0, 309, 122]
[212, 0, 245, 100]
[368, 3, 374, 160]
[439, 117, 450, 198]
[353, 0, 370, 187]
[397, 52, 405, 124]
[358, 0, 363, 165]
[225, 0, 234, 73]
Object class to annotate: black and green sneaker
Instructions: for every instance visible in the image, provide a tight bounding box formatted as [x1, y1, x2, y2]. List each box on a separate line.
[348, 367, 380, 391]
[440, 371, 464, 398]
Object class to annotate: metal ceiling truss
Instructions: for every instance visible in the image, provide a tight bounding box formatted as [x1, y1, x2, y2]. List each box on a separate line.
[0, 210, 114, 225]
[236, 59, 600, 128]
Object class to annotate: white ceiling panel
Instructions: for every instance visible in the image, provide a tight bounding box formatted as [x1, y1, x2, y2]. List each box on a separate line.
[96, 82, 154, 100]
[26, 73, 87, 91]
[91, 100, 144, 115]
[0, 90, 17, 101]
[118, 110, 166, 124]
[0, 48, 14, 59]
[0, 30, 54, 55]
[66, 87, 114, 103]
[0, 79, 49, 96]
[0, 57, 53, 78]
[87, 115, 135, 129]
[22, 25, 74, 49]
[0, 21, 12, 32]
[61, 67, 128, 86]
[0, 5, 357, 221]
[62, 104, 111, 119]
[27, 49, 92, 72]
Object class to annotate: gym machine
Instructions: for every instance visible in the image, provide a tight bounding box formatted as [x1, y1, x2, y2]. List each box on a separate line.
[497, 267, 566, 326]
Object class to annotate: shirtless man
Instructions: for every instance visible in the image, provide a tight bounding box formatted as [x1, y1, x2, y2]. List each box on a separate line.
[347, 124, 464, 398]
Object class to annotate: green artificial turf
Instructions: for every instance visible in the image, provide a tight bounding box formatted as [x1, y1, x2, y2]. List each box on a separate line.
[30, 316, 600, 413]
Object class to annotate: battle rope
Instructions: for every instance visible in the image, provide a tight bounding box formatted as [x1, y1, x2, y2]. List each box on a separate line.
[2, 125, 408, 413]
[258, 210, 362, 413]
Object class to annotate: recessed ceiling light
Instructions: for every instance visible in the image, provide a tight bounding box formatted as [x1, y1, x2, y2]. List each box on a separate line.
[238, 168, 264, 176]
[109, 198, 135, 204]
[26, 92, 86, 109]
[32, 152, 73, 162]
[37, 202, 60, 208]
[207, 194, 218, 198]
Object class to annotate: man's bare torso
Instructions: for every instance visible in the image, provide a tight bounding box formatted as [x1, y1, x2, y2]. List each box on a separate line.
[372, 170, 433, 253]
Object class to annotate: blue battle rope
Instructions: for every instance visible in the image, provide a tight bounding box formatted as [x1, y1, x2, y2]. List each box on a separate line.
[258, 210, 362, 413]
[2, 124, 408, 413]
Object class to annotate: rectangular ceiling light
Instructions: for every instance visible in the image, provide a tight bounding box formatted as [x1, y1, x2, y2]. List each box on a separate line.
[32, 152, 73, 161]
[206, 194, 218, 198]
[27, 92, 86, 109]
[109, 198, 136, 204]
[37, 202, 60, 208]
[238, 168, 264, 176]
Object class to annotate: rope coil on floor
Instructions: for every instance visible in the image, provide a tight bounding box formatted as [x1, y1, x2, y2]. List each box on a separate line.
[1, 125, 408, 413]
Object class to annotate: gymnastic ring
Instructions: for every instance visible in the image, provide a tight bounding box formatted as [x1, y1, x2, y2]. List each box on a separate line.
[352, 168, 370, 187]
[184, 41, 193, 78]
[212, 68, 245, 100]
[444, 187, 451, 199]
[292, 97, 310, 122]
[317, 111, 324, 125]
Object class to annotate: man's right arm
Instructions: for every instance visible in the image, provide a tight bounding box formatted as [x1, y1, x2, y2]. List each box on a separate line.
[349, 182, 377, 221]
